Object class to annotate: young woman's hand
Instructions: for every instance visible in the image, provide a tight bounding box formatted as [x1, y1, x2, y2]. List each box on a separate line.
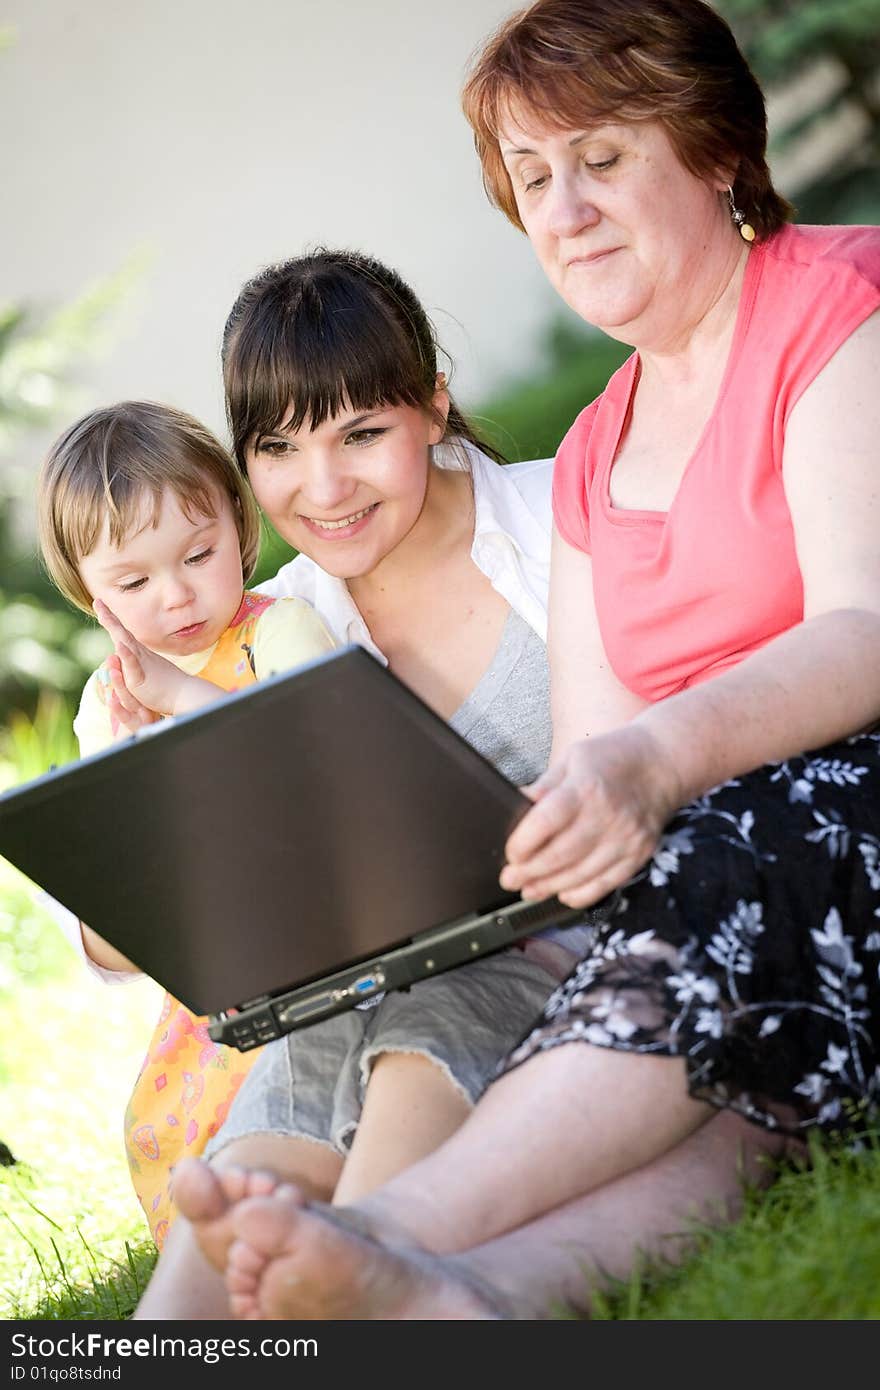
[500, 723, 683, 909]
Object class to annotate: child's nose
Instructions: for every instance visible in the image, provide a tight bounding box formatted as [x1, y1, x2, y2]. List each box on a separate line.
[163, 574, 196, 608]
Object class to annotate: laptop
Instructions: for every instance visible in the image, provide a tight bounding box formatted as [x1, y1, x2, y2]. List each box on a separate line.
[0, 645, 580, 1050]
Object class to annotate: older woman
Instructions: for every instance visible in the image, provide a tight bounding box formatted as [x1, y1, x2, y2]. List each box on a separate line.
[174, 0, 880, 1318]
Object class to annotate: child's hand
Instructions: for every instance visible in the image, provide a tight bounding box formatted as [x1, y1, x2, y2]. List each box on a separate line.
[94, 600, 191, 717]
[94, 599, 225, 722]
[99, 654, 160, 738]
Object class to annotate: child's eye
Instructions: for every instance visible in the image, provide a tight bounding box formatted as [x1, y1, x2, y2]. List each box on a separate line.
[118, 577, 147, 593]
[346, 427, 387, 446]
[186, 547, 215, 566]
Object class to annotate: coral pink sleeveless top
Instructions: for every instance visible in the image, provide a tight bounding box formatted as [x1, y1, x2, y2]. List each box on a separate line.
[552, 224, 880, 702]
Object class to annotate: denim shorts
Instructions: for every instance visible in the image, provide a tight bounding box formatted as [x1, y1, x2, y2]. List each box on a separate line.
[203, 947, 560, 1158]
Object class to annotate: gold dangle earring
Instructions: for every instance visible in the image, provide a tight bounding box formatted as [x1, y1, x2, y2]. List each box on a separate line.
[727, 185, 756, 242]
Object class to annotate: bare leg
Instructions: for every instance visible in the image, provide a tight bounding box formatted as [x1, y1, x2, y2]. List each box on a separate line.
[142, 1052, 472, 1316]
[354, 1045, 714, 1251]
[132, 1135, 342, 1320]
[332, 1051, 471, 1204]
[224, 1106, 787, 1319]
[456, 1107, 789, 1318]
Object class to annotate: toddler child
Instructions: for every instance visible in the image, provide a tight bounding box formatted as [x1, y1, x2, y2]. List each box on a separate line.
[37, 399, 336, 1245]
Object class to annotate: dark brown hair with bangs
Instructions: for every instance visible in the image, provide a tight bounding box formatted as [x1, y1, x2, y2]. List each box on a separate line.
[462, 0, 793, 241]
[222, 249, 504, 469]
[38, 400, 262, 613]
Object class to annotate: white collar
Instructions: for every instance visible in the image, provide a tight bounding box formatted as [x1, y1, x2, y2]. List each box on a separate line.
[465, 443, 549, 565]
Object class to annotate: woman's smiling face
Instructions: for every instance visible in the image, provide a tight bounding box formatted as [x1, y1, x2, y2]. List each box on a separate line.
[244, 395, 447, 580]
[499, 114, 729, 342]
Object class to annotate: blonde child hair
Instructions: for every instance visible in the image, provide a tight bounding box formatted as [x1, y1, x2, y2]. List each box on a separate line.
[38, 399, 262, 612]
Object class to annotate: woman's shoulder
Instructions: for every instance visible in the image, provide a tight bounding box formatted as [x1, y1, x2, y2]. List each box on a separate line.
[452, 442, 554, 537]
[761, 223, 880, 294]
[748, 225, 880, 411]
[491, 454, 554, 519]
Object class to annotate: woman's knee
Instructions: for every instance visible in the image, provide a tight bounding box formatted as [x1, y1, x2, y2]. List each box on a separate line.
[211, 1132, 343, 1200]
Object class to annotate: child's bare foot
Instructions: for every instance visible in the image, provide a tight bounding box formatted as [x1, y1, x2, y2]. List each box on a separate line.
[226, 1189, 504, 1320]
[172, 1158, 286, 1274]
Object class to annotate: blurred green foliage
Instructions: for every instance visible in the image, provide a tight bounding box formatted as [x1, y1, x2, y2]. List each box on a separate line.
[0, 261, 145, 723]
[720, 0, 880, 223]
[249, 518, 299, 590]
[476, 323, 630, 462]
[0, 693, 81, 992]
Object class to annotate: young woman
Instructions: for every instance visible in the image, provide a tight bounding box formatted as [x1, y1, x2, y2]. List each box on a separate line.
[131, 248, 599, 1318]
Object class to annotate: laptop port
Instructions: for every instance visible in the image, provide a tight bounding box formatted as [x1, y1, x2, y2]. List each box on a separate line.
[351, 968, 386, 997]
[275, 991, 338, 1026]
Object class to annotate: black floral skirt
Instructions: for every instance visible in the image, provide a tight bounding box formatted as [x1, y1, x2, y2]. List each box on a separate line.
[502, 732, 880, 1137]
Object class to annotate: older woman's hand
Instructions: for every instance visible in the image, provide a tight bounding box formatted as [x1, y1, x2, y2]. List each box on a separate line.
[500, 724, 683, 909]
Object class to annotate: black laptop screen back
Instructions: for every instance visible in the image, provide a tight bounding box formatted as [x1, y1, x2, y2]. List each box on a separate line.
[0, 647, 527, 1014]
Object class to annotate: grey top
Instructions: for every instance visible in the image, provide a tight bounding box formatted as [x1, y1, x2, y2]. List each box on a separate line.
[450, 607, 551, 789]
[450, 608, 601, 955]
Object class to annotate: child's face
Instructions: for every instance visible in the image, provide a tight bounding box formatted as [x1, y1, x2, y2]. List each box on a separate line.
[244, 397, 446, 581]
[77, 485, 245, 657]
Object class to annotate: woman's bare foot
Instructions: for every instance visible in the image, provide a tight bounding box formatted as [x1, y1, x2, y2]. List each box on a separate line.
[172, 1158, 287, 1273]
[226, 1189, 503, 1320]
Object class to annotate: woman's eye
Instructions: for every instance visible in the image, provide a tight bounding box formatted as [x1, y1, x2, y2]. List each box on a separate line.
[522, 172, 548, 192]
[585, 155, 619, 172]
[257, 438, 293, 457]
[346, 428, 386, 446]
[186, 547, 215, 566]
[118, 578, 147, 593]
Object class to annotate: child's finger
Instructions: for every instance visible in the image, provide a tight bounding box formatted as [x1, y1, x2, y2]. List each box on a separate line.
[115, 641, 146, 689]
[93, 599, 137, 648]
[108, 663, 142, 714]
[108, 689, 155, 734]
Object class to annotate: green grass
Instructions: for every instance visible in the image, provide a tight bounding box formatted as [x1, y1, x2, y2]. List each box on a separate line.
[0, 705, 164, 1319]
[0, 907, 162, 1319]
[591, 1136, 880, 1319]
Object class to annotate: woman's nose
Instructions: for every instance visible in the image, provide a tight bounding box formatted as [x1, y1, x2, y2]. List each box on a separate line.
[298, 454, 356, 511]
[546, 175, 600, 240]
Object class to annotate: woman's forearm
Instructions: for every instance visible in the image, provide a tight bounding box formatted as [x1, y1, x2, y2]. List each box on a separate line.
[636, 607, 880, 808]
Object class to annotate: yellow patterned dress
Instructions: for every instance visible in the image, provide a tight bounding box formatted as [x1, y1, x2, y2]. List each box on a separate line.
[73, 591, 336, 1246]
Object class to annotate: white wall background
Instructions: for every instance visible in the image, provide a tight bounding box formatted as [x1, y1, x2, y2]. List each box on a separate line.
[0, 0, 566, 478]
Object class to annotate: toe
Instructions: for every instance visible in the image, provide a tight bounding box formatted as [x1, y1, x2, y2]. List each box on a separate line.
[172, 1158, 228, 1221]
[227, 1238, 266, 1278]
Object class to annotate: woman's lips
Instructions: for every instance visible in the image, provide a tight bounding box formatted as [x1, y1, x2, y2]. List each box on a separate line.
[567, 247, 622, 267]
[298, 502, 379, 541]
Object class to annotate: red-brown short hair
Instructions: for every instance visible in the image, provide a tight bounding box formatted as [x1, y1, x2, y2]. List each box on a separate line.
[462, 0, 793, 240]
